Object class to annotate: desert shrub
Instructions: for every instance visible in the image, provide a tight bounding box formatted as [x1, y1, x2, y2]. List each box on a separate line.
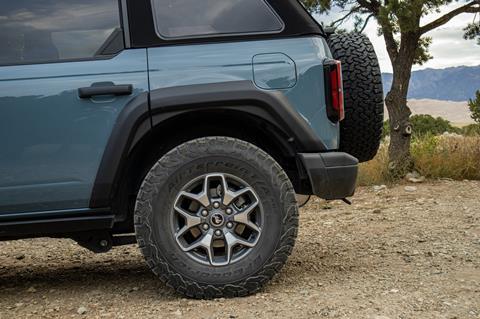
[469, 90, 480, 124]
[413, 134, 480, 180]
[462, 123, 480, 136]
[357, 141, 391, 186]
[410, 114, 460, 137]
[358, 134, 480, 185]
[382, 115, 460, 139]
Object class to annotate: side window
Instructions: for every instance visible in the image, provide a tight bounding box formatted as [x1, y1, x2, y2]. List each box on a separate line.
[151, 0, 284, 39]
[0, 0, 122, 65]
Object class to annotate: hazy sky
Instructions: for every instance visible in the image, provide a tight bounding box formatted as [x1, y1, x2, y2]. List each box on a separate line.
[315, 3, 480, 73]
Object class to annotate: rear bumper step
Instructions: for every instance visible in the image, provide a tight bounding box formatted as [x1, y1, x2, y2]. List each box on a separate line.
[299, 152, 358, 200]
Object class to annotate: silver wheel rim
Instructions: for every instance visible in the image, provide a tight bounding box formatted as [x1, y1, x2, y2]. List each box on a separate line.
[171, 173, 263, 267]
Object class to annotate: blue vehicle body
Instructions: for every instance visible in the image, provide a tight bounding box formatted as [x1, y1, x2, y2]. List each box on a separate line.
[0, 50, 149, 214]
[0, 37, 335, 215]
[0, 0, 366, 244]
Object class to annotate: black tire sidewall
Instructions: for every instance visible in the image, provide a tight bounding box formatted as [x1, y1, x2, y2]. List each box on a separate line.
[135, 138, 297, 293]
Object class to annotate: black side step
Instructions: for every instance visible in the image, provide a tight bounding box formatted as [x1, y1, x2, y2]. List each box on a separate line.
[0, 209, 114, 240]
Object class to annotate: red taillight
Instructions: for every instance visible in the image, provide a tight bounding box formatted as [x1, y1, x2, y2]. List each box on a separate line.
[324, 60, 345, 122]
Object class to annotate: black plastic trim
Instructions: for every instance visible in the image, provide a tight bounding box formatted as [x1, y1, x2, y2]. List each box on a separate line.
[149, 81, 327, 152]
[78, 84, 133, 99]
[0, 209, 114, 239]
[299, 152, 358, 200]
[90, 92, 150, 208]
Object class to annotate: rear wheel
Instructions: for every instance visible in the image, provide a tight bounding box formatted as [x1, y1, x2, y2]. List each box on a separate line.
[327, 32, 384, 162]
[134, 137, 298, 298]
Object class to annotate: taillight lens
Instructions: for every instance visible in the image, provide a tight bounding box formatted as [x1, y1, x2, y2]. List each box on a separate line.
[324, 60, 345, 122]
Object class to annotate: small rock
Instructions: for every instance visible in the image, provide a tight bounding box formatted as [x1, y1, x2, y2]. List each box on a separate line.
[404, 186, 417, 192]
[15, 254, 25, 260]
[373, 185, 387, 192]
[172, 309, 182, 316]
[406, 172, 425, 183]
[15, 302, 24, 308]
[372, 209, 382, 214]
[27, 286, 37, 293]
[77, 306, 88, 315]
[390, 289, 399, 293]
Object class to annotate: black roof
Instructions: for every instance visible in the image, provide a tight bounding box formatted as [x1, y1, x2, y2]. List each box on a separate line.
[127, 0, 325, 48]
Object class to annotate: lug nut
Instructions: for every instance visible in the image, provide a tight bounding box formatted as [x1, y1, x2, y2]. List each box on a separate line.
[226, 208, 233, 215]
[214, 230, 223, 236]
[226, 222, 234, 229]
[202, 224, 209, 231]
[201, 210, 209, 217]
[213, 202, 220, 209]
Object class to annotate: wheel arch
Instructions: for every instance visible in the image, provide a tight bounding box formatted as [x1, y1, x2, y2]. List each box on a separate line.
[90, 81, 325, 230]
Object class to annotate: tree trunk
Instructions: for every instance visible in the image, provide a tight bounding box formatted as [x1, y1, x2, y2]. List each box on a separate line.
[385, 34, 419, 177]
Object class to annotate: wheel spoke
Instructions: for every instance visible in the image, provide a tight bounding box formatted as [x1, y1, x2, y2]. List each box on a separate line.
[174, 205, 202, 229]
[233, 200, 261, 233]
[178, 190, 210, 208]
[223, 185, 255, 206]
[178, 230, 213, 253]
[224, 232, 257, 264]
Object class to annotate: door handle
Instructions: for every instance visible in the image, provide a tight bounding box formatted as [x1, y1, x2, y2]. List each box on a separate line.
[78, 83, 133, 99]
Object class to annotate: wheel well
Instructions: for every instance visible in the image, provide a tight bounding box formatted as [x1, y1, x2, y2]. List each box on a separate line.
[111, 110, 311, 233]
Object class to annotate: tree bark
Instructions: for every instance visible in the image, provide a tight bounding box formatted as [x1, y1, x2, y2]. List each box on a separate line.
[384, 33, 419, 177]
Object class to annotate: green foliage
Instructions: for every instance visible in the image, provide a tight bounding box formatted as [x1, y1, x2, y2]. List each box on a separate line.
[464, 22, 480, 45]
[462, 123, 480, 136]
[468, 90, 480, 123]
[410, 114, 460, 137]
[414, 37, 433, 65]
[359, 134, 480, 185]
[300, 0, 480, 67]
[383, 115, 460, 139]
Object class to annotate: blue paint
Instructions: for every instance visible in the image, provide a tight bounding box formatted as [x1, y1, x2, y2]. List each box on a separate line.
[253, 53, 297, 90]
[0, 49, 149, 213]
[148, 37, 339, 148]
[0, 36, 338, 214]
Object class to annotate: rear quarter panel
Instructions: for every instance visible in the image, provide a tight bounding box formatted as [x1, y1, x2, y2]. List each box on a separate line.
[147, 37, 339, 149]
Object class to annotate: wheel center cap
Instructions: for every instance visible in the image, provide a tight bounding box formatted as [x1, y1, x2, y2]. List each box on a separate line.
[210, 213, 225, 227]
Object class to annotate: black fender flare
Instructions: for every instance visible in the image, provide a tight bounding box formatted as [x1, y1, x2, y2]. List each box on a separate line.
[90, 81, 326, 208]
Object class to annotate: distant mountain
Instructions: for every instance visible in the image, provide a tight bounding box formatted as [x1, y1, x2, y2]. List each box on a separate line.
[382, 65, 480, 102]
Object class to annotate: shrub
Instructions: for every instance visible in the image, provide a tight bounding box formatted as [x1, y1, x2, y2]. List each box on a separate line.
[469, 90, 480, 124]
[413, 134, 480, 180]
[462, 123, 480, 136]
[383, 114, 460, 139]
[358, 134, 480, 186]
[410, 114, 460, 137]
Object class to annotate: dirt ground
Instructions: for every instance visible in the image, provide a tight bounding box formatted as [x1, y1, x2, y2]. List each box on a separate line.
[0, 180, 478, 319]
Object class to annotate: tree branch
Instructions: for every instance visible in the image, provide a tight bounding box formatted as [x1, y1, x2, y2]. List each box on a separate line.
[420, 0, 480, 34]
[359, 14, 375, 33]
[331, 6, 361, 26]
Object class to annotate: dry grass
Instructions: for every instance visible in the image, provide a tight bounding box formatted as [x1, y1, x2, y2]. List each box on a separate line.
[358, 134, 480, 186]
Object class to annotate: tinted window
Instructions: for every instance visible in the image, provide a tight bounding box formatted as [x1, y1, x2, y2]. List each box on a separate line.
[151, 0, 283, 39]
[0, 0, 121, 65]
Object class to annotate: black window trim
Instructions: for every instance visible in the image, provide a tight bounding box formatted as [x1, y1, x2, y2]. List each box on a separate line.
[120, 0, 131, 48]
[149, 0, 286, 41]
[0, 0, 127, 67]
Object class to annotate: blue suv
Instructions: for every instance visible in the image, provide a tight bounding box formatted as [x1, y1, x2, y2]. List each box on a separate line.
[0, 0, 383, 298]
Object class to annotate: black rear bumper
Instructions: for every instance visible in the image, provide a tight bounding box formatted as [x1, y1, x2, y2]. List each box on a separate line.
[299, 152, 358, 200]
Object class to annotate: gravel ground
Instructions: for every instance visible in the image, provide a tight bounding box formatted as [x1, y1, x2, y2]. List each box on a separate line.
[0, 180, 479, 319]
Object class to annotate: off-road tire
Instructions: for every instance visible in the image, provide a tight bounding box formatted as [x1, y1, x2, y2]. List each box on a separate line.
[134, 137, 298, 299]
[327, 32, 384, 162]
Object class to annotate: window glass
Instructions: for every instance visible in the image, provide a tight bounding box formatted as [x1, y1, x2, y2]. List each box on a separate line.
[151, 0, 283, 39]
[0, 0, 121, 65]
